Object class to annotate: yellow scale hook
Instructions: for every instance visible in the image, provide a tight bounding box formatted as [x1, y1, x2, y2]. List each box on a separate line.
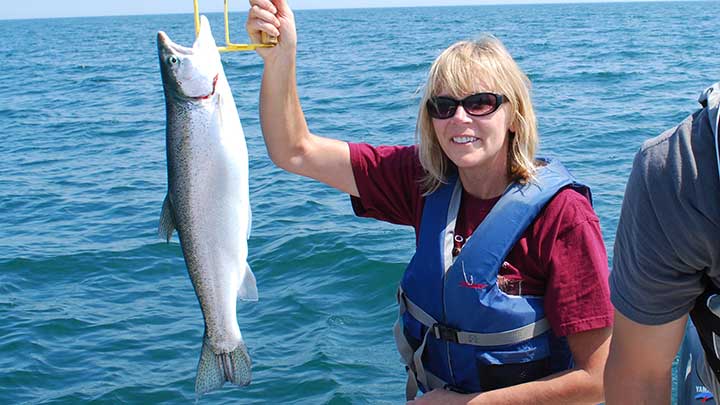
[193, 0, 277, 52]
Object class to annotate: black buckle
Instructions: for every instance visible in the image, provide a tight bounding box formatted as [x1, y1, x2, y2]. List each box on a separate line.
[432, 323, 459, 343]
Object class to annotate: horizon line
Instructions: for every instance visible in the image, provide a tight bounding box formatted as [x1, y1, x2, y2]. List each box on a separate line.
[0, 0, 702, 22]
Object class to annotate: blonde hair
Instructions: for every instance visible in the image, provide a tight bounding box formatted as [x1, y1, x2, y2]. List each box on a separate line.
[416, 35, 538, 194]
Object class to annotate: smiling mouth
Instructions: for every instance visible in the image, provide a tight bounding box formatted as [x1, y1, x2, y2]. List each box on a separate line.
[452, 136, 478, 144]
[193, 74, 219, 100]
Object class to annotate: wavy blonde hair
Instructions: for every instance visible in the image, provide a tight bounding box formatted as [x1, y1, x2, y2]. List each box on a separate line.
[416, 35, 538, 194]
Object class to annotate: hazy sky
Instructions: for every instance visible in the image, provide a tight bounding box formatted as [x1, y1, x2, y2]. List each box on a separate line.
[0, 0, 684, 20]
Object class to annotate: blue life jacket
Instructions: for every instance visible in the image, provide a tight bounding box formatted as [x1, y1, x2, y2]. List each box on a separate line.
[393, 158, 591, 399]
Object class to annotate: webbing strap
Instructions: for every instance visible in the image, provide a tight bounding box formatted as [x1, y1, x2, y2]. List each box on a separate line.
[456, 318, 551, 346]
[698, 82, 720, 183]
[443, 180, 463, 272]
[399, 288, 438, 327]
[398, 288, 551, 346]
[394, 290, 448, 400]
[690, 283, 720, 381]
[711, 92, 720, 184]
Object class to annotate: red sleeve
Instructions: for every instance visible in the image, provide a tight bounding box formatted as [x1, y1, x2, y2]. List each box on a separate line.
[536, 189, 614, 336]
[348, 143, 424, 229]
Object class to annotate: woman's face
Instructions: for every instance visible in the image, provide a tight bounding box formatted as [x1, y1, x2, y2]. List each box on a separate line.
[431, 83, 514, 174]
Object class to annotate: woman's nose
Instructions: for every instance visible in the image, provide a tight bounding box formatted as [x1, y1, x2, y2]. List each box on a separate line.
[451, 104, 473, 122]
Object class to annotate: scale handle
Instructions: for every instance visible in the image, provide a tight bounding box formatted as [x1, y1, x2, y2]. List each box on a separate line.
[261, 32, 278, 45]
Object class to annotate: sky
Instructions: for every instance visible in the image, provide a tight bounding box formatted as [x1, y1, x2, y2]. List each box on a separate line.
[0, 0, 689, 20]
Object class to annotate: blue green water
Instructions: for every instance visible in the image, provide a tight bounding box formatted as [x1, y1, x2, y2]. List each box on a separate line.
[1, 2, 717, 403]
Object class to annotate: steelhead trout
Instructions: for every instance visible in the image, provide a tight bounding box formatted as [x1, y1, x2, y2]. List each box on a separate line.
[157, 15, 257, 395]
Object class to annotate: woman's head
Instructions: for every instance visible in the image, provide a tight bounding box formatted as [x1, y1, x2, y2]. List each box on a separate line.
[416, 35, 538, 194]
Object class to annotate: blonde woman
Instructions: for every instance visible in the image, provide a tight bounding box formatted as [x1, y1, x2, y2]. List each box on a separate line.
[247, 1, 612, 403]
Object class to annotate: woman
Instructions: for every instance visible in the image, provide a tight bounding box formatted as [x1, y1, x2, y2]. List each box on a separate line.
[246, 1, 612, 403]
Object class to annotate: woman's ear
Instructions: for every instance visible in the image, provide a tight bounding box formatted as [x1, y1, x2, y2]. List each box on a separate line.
[508, 109, 519, 134]
[508, 119, 517, 135]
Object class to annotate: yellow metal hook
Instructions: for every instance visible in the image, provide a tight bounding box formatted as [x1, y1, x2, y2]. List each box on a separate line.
[193, 0, 277, 52]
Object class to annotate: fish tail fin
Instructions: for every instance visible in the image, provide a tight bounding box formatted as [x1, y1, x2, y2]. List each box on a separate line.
[238, 262, 258, 301]
[195, 337, 252, 395]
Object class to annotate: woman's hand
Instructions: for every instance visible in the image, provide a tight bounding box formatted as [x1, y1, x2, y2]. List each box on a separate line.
[246, 0, 297, 62]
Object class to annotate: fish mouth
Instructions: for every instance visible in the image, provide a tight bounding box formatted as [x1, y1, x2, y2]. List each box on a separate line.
[156, 16, 220, 101]
[192, 73, 219, 100]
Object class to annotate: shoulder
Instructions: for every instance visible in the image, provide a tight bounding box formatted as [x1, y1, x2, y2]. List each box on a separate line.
[534, 190, 611, 336]
[538, 187, 598, 236]
[623, 106, 717, 232]
[627, 111, 697, 205]
[349, 143, 420, 169]
[523, 186, 606, 278]
[349, 143, 425, 189]
[618, 107, 715, 234]
[637, 113, 694, 160]
[633, 107, 711, 188]
[348, 143, 426, 227]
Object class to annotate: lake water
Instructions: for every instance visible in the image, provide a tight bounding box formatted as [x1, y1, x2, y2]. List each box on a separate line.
[0, 2, 717, 403]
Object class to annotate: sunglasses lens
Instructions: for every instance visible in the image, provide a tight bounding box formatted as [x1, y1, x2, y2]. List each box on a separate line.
[428, 93, 502, 119]
[427, 97, 457, 119]
[463, 93, 498, 116]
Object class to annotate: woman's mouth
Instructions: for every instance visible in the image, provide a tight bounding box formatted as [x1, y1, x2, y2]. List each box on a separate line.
[452, 136, 478, 144]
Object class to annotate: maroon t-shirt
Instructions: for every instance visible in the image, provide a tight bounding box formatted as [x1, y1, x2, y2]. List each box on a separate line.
[349, 143, 613, 337]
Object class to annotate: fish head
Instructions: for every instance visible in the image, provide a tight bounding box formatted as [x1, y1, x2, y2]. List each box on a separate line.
[157, 15, 222, 101]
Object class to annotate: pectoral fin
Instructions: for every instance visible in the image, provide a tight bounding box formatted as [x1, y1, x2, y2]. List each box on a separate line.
[238, 262, 258, 301]
[246, 204, 252, 240]
[158, 194, 176, 242]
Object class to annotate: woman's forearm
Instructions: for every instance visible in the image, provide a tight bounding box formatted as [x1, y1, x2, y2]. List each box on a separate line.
[464, 368, 604, 405]
[259, 53, 310, 172]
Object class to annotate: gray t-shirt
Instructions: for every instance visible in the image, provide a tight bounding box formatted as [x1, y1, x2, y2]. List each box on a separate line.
[610, 83, 720, 325]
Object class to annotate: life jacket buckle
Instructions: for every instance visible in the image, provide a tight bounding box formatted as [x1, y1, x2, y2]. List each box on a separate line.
[432, 323, 459, 343]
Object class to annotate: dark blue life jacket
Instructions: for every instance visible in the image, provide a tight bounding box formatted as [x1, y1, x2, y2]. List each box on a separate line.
[393, 158, 592, 399]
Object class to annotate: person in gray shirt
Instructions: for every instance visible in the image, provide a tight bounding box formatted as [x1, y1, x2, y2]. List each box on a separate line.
[605, 82, 720, 404]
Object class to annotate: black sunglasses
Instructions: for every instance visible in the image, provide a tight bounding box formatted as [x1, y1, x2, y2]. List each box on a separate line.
[426, 92, 505, 119]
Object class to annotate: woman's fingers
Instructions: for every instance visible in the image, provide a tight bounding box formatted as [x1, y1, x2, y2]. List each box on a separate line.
[247, 0, 297, 56]
[249, 7, 280, 33]
[272, 0, 292, 16]
[246, 4, 280, 41]
[247, 4, 279, 27]
[248, 0, 277, 15]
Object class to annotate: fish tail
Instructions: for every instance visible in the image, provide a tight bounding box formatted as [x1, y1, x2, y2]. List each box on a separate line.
[195, 337, 252, 395]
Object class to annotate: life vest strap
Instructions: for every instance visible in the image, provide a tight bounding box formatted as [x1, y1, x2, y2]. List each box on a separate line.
[398, 287, 551, 346]
[697, 82, 720, 187]
[394, 288, 449, 399]
[394, 287, 552, 399]
[690, 280, 720, 382]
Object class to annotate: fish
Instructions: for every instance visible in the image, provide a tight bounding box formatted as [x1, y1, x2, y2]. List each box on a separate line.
[156, 15, 257, 395]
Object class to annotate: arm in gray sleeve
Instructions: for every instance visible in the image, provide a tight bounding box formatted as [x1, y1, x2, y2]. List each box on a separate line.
[610, 132, 705, 326]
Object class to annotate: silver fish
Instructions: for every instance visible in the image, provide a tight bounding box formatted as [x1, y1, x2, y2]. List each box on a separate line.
[156, 15, 257, 395]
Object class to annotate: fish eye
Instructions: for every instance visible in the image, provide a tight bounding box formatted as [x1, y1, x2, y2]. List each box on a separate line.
[167, 55, 179, 65]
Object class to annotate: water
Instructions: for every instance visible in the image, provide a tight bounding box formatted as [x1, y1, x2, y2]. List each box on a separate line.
[1, 2, 717, 403]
